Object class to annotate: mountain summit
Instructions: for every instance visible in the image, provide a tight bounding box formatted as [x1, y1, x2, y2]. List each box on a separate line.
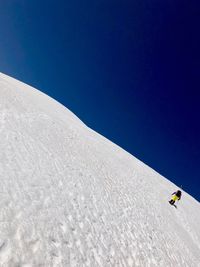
[0, 73, 199, 266]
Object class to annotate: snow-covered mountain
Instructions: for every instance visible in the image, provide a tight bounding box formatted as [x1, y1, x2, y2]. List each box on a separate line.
[0, 72, 199, 267]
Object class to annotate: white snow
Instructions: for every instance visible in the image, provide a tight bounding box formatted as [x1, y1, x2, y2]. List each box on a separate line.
[0, 72, 199, 267]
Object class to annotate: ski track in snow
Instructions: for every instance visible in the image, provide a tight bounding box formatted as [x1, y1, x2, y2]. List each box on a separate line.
[0, 73, 200, 266]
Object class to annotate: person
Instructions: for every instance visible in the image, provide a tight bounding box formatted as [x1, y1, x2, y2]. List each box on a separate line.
[169, 190, 182, 205]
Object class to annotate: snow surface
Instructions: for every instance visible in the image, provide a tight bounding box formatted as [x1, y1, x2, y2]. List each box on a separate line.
[0, 72, 199, 267]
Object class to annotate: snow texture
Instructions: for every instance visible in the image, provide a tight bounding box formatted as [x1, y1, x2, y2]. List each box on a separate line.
[0, 72, 199, 267]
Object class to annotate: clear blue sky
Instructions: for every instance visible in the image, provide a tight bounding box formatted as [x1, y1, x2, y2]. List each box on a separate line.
[0, 1, 199, 201]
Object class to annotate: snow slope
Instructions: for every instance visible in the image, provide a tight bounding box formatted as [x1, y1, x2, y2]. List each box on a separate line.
[0, 72, 199, 267]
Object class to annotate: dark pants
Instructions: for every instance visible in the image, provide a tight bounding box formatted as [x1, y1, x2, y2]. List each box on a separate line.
[169, 199, 175, 205]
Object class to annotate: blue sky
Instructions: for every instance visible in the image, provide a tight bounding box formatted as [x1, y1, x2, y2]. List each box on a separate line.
[0, 1, 199, 201]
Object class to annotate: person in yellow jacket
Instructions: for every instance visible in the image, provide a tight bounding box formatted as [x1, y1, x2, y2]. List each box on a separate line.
[169, 190, 182, 205]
